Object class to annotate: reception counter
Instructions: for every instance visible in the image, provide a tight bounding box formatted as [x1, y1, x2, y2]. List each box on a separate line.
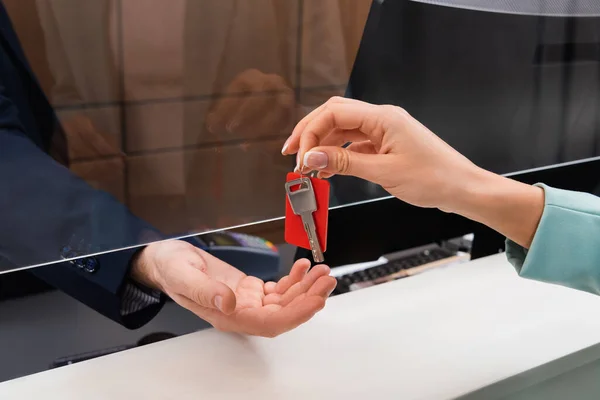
[2, 254, 600, 399]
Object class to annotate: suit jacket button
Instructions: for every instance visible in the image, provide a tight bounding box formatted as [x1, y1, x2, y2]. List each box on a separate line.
[84, 258, 98, 273]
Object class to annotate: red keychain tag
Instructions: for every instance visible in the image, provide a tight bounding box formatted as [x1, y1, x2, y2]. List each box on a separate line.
[284, 172, 330, 253]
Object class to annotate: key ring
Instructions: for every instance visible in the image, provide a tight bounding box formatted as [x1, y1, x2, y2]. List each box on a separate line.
[298, 164, 317, 180]
[299, 170, 316, 183]
[297, 151, 317, 180]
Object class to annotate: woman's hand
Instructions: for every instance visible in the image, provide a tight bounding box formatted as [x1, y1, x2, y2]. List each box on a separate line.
[282, 96, 482, 212]
[282, 97, 544, 248]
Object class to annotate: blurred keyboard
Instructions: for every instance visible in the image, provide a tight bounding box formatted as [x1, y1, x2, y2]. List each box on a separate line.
[331, 244, 470, 296]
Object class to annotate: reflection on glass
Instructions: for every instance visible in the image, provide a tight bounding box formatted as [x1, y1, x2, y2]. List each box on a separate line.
[4, 0, 600, 276]
[0, 0, 372, 273]
[7, 0, 598, 276]
[349, 0, 600, 177]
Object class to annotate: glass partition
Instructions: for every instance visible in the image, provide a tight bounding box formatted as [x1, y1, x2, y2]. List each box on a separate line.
[2, 0, 600, 390]
[5, 0, 600, 275]
[0, 0, 375, 272]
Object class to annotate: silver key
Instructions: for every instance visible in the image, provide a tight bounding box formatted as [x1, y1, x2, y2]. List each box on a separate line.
[285, 177, 325, 263]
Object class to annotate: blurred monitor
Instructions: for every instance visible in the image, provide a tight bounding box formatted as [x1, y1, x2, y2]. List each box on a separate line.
[347, 0, 600, 176]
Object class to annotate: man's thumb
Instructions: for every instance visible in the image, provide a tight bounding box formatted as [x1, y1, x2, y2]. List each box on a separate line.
[302, 146, 378, 182]
[183, 269, 236, 315]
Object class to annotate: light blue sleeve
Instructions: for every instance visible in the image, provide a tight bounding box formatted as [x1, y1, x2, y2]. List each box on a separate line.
[506, 184, 600, 295]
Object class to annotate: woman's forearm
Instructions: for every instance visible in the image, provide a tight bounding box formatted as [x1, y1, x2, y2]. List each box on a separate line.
[447, 168, 545, 249]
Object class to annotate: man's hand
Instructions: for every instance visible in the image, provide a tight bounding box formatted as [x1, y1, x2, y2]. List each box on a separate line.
[131, 240, 336, 337]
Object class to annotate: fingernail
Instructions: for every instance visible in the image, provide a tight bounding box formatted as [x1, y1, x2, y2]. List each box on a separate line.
[304, 151, 328, 170]
[281, 138, 290, 154]
[294, 153, 300, 172]
[214, 296, 223, 312]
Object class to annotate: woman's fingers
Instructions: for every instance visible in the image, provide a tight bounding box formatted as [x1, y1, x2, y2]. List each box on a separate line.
[283, 96, 357, 155]
[347, 140, 379, 155]
[316, 172, 334, 179]
[301, 145, 391, 183]
[314, 141, 378, 179]
[294, 130, 369, 173]
[283, 97, 389, 180]
[299, 101, 384, 160]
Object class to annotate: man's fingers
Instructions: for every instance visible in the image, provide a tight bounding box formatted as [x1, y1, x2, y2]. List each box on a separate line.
[279, 264, 331, 306]
[189, 276, 236, 315]
[193, 282, 332, 338]
[172, 264, 237, 314]
[306, 275, 337, 298]
[263, 292, 282, 306]
[275, 258, 311, 294]
[207, 292, 329, 337]
[288, 259, 312, 283]
[264, 281, 277, 294]
[235, 277, 265, 309]
[267, 274, 335, 307]
[238, 296, 326, 338]
[280, 274, 335, 307]
[263, 296, 326, 336]
[275, 276, 291, 294]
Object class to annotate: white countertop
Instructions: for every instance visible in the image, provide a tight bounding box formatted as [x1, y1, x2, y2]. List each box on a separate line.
[2, 253, 600, 399]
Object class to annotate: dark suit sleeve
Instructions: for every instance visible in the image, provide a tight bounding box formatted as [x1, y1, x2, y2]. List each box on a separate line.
[0, 89, 167, 329]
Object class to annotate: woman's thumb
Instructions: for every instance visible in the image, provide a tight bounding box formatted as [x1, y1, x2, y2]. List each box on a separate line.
[302, 146, 379, 182]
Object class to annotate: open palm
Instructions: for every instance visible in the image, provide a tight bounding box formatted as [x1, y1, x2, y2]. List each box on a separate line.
[135, 240, 336, 337]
